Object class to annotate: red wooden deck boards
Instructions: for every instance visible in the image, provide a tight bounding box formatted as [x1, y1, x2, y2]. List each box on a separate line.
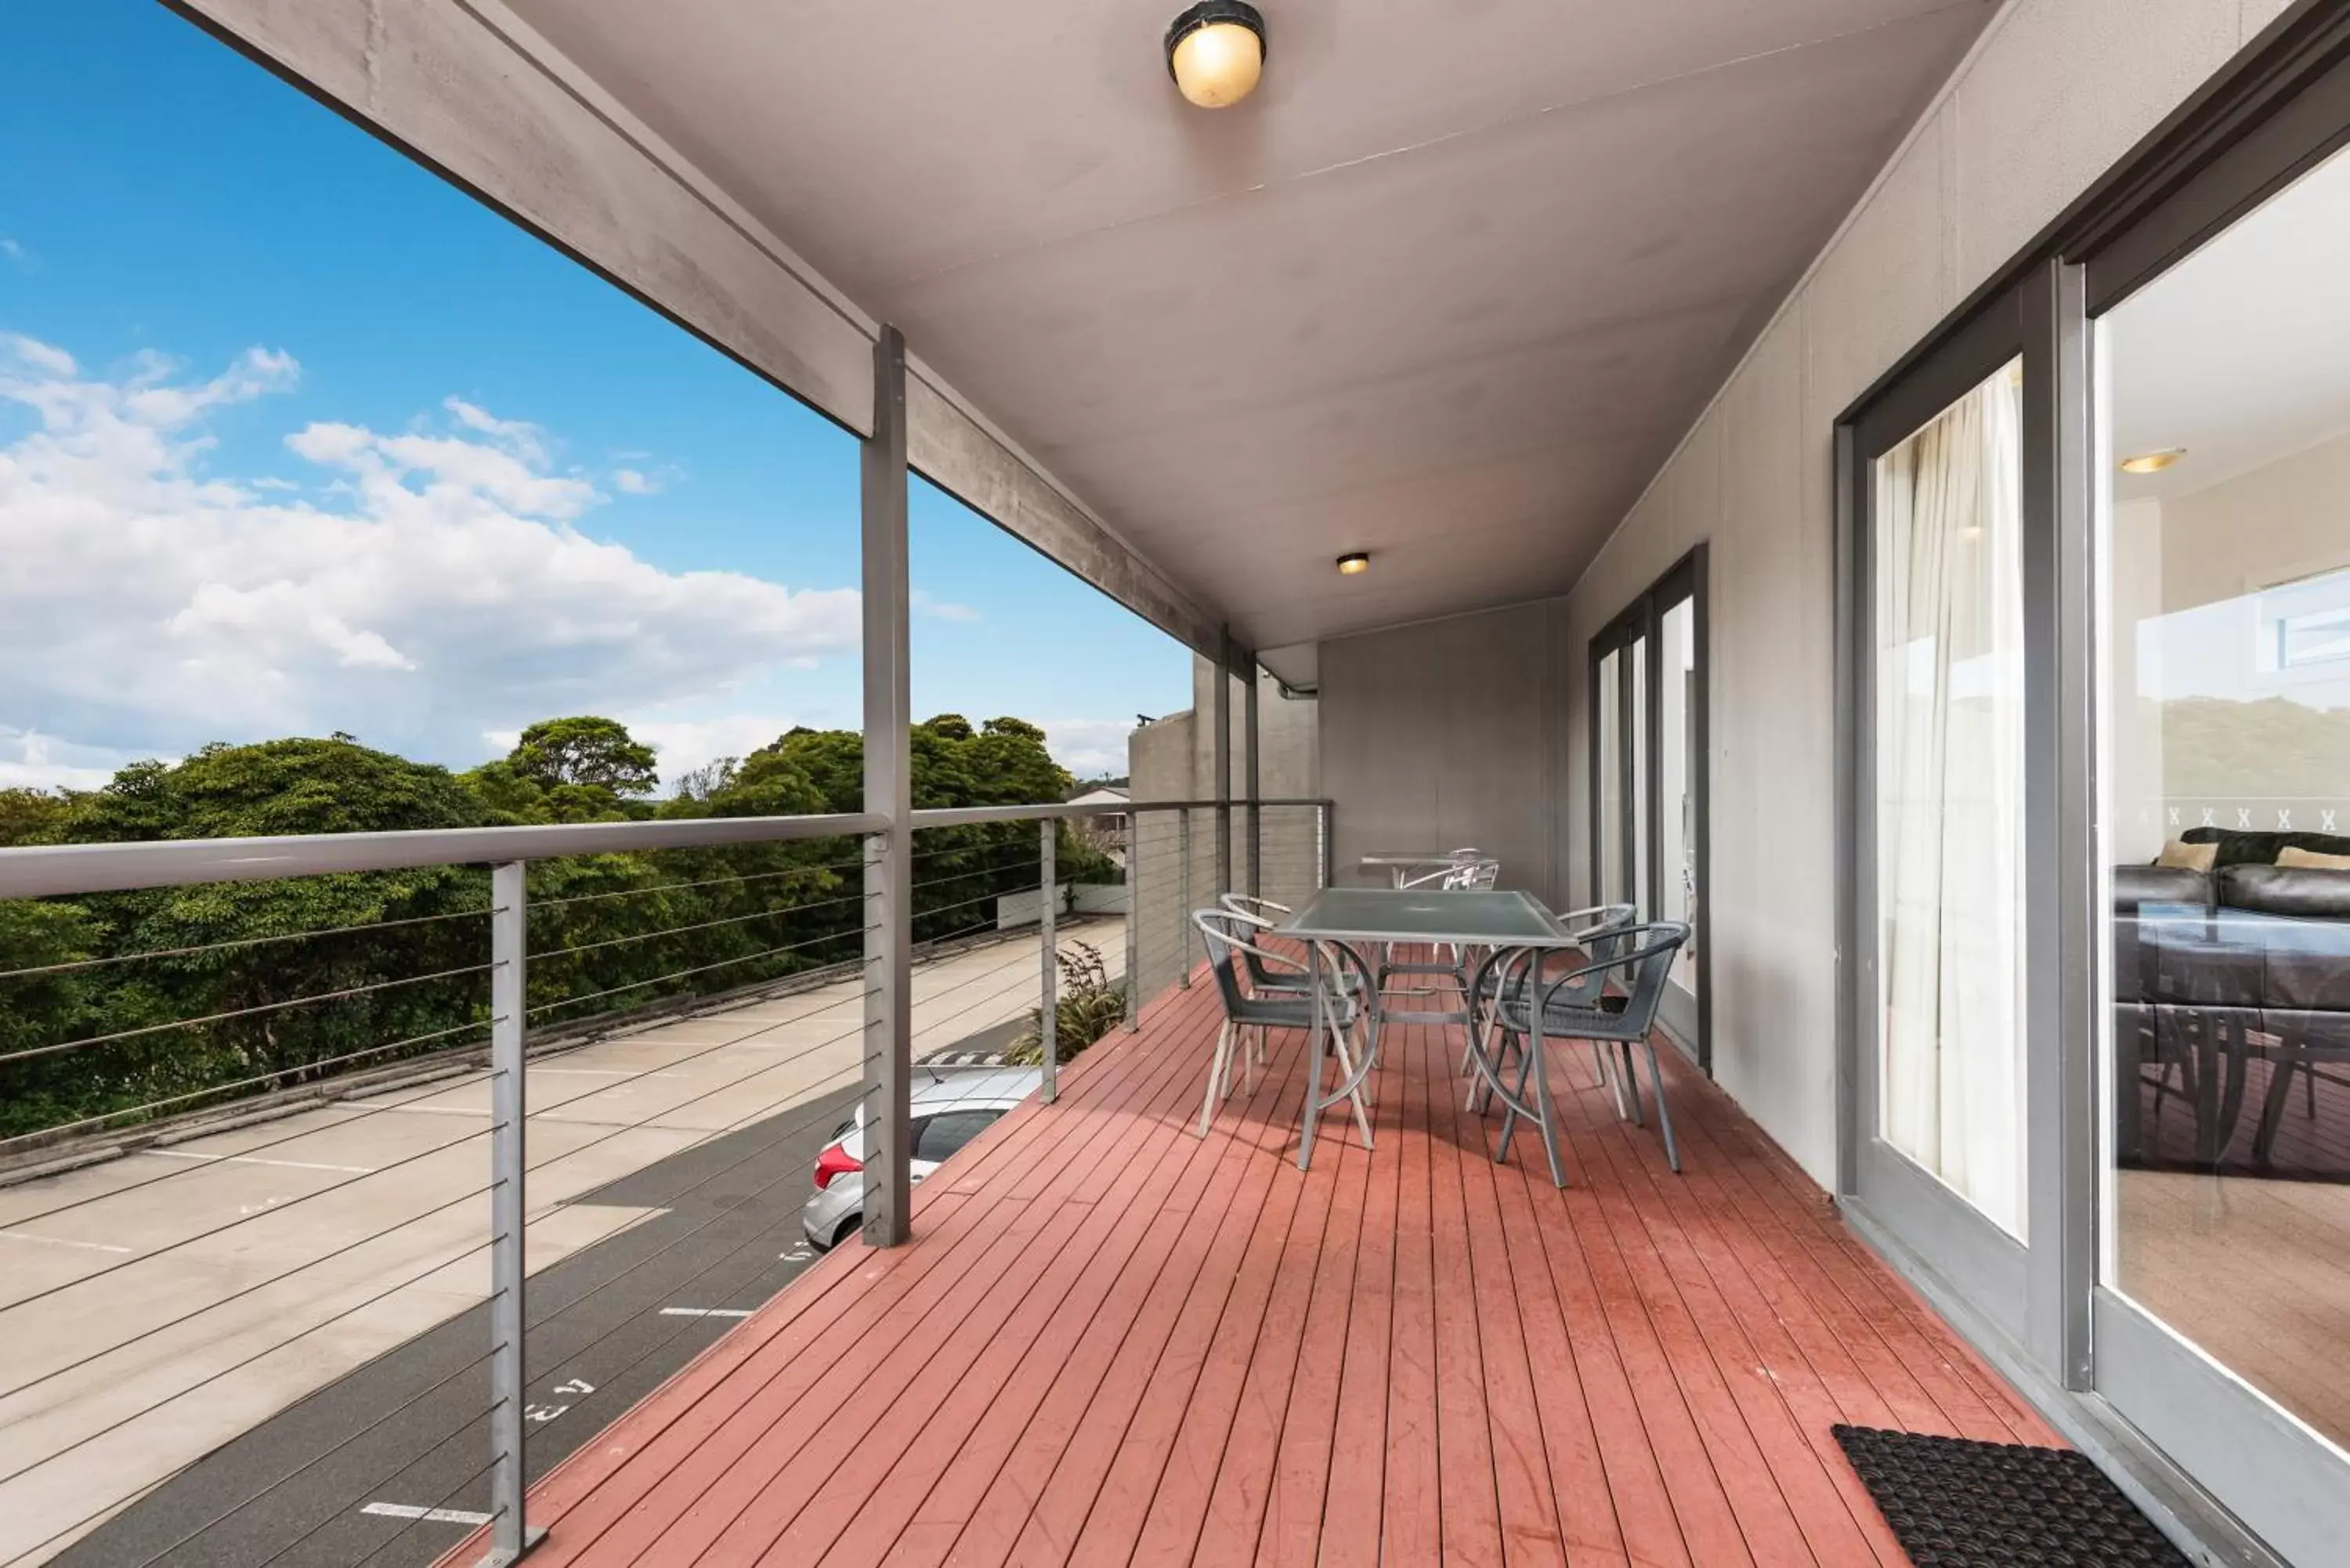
[442, 979, 2058, 1567]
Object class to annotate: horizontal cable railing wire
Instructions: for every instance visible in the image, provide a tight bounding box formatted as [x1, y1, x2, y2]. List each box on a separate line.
[0, 964, 884, 1416]
[0, 796, 1327, 1565]
[117, 1053, 874, 1568]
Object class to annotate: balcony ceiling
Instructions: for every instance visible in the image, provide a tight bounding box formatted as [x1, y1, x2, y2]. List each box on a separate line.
[505, 0, 1991, 671]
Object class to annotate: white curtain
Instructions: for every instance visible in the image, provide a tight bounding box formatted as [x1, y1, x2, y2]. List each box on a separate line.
[1874, 362, 2027, 1239]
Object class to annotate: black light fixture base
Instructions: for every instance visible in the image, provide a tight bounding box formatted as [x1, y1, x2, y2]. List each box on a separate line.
[1165, 1, 1267, 81]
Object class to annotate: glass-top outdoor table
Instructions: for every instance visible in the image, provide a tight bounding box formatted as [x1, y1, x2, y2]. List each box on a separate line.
[1276, 887, 1580, 1171]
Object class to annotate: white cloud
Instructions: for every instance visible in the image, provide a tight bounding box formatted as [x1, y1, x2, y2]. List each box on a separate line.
[120, 346, 299, 426]
[0, 239, 29, 270]
[0, 728, 153, 793]
[5, 334, 75, 377]
[1041, 718, 1137, 779]
[632, 713, 798, 788]
[442, 396, 548, 465]
[912, 589, 981, 623]
[0, 334, 862, 770]
[613, 467, 660, 496]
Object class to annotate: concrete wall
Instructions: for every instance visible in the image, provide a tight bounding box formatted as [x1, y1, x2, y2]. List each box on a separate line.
[1128, 657, 1321, 1002]
[1321, 0, 2297, 1187]
[1318, 603, 1567, 906]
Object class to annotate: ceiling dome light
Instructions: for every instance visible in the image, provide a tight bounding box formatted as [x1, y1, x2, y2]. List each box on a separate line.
[2119, 447, 2186, 475]
[1336, 551, 1370, 576]
[1166, 2, 1266, 109]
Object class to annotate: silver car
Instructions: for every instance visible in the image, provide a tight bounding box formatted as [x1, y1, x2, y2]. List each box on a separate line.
[801, 1065, 1041, 1251]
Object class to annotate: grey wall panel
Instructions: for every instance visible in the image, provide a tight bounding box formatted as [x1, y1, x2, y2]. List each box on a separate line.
[1320, 603, 1562, 906]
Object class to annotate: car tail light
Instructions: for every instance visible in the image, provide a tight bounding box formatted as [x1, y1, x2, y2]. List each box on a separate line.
[813, 1142, 862, 1190]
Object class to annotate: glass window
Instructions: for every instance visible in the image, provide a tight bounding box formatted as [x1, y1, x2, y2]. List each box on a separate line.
[1631, 633, 1651, 919]
[1872, 356, 2029, 1237]
[914, 1108, 1001, 1162]
[2099, 142, 2350, 1453]
[1659, 597, 1698, 990]
[1597, 647, 1624, 905]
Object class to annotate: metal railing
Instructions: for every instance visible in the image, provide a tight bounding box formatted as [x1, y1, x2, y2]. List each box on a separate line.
[0, 795, 1328, 1568]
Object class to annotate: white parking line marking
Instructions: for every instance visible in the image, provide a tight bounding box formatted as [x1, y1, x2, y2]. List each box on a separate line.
[360, 1502, 493, 1525]
[0, 1230, 134, 1254]
[144, 1150, 378, 1174]
[657, 1306, 753, 1318]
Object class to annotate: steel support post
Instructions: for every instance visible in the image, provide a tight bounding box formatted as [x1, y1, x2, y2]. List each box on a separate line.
[1178, 808, 1193, 987]
[481, 861, 544, 1566]
[1039, 819, 1058, 1103]
[861, 325, 913, 1247]
[1244, 657, 1260, 898]
[1124, 810, 1141, 1031]
[1214, 630, 1233, 895]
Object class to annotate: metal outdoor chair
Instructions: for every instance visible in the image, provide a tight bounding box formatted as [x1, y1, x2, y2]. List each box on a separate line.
[1462, 901, 1637, 1094]
[1378, 856, 1504, 998]
[1218, 893, 1367, 1001]
[1193, 909, 1376, 1147]
[1466, 922, 1690, 1186]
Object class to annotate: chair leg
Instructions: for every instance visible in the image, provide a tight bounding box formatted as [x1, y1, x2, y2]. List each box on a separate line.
[1497, 1031, 1542, 1164]
[1533, 1033, 1567, 1188]
[1331, 1021, 1375, 1150]
[1643, 1039, 1683, 1173]
[1617, 1041, 1646, 1126]
[1198, 1020, 1233, 1138]
[1499, 1032, 1566, 1187]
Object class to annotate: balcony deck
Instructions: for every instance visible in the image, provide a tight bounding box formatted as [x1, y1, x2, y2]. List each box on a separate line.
[465, 976, 2056, 1567]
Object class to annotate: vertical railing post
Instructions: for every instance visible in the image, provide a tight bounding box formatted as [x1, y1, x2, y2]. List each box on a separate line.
[1124, 809, 1141, 1032]
[1039, 818, 1058, 1104]
[485, 860, 542, 1565]
[1317, 801, 1332, 889]
[1177, 807, 1193, 987]
[862, 324, 913, 1248]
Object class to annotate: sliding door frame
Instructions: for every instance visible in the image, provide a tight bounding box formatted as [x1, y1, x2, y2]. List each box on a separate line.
[1835, 277, 2054, 1352]
[1828, 5, 2350, 1563]
[1588, 545, 1712, 1074]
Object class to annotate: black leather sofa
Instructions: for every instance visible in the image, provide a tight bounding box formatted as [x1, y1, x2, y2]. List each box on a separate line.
[2113, 829, 2350, 1176]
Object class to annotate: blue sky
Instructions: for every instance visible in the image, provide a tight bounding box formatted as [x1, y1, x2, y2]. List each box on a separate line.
[0, 0, 1188, 789]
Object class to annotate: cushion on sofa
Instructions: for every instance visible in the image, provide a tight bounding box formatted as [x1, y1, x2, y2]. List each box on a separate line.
[2181, 826, 2350, 869]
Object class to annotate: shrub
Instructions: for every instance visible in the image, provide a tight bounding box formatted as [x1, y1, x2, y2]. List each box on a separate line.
[1005, 941, 1126, 1066]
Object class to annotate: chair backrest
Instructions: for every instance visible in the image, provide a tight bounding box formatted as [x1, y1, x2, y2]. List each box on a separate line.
[1217, 894, 1311, 990]
[1556, 921, 1689, 1038]
[1192, 909, 1253, 1017]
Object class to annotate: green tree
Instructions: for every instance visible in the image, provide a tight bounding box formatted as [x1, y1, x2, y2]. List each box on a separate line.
[507, 716, 660, 797]
[0, 713, 1097, 1140]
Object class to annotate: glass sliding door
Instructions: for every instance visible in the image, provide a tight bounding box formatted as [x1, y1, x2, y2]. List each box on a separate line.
[1590, 551, 1710, 1067]
[1842, 291, 2038, 1341]
[1873, 358, 2030, 1239]
[1630, 631, 1651, 918]
[2091, 137, 2350, 1561]
[1596, 645, 1625, 907]
[1659, 596, 1698, 993]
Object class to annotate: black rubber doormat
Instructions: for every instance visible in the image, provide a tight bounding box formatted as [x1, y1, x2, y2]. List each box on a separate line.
[1832, 1425, 2189, 1566]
